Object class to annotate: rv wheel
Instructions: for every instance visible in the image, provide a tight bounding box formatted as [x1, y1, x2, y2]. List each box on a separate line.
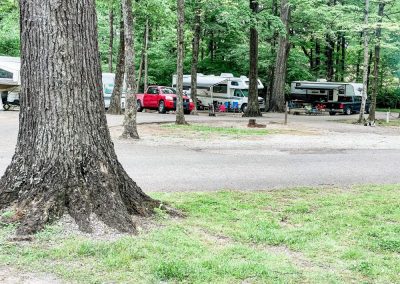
[241, 103, 248, 113]
[3, 103, 10, 111]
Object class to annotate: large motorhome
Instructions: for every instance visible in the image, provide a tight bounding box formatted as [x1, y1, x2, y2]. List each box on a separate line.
[290, 80, 364, 103]
[172, 73, 265, 112]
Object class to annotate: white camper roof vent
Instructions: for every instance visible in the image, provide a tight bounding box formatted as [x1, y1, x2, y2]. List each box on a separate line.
[220, 73, 234, 78]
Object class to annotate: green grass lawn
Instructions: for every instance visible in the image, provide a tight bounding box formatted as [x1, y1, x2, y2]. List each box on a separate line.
[376, 108, 400, 113]
[1, 185, 399, 283]
[162, 123, 270, 136]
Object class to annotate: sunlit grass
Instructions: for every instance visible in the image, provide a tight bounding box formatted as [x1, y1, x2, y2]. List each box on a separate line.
[162, 123, 269, 136]
[1, 185, 399, 283]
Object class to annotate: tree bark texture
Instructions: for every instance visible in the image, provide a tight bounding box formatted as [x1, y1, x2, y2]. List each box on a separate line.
[108, 5, 114, 73]
[244, 0, 262, 117]
[325, 35, 334, 81]
[176, 0, 187, 124]
[0, 0, 158, 235]
[270, 0, 290, 112]
[121, 0, 139, 138]
[108, 9, 125, 115]
[358, 0, 370, 123]
[190, 0, 201, 115]
[368, 2, 385, 121]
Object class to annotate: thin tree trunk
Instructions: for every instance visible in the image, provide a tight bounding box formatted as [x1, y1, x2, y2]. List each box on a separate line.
[244, 0, 262, 117]
[190, 0, 201, 115]
[326, 35, 335, 81]
[335, 34, 340, 81]
[355, 32, 363, 81]
[108, 5, 114, 73]
[358, 0, 370, 123]
[341, 33, 346, 81]
[368, 2, 385, 121]
[108, 8, 125, 115]
[315, 39, 321, 77]
[136, 19, 148, 93]
[270, 0, 290, 112]
[0, 0, 158, 236]
[144, 20, 150, 92]
[121, 0, 139, 138]
[176, 0, 187, 124]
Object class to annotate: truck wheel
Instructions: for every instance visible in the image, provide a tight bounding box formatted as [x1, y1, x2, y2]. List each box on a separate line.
[137, 100, 143, 112]
[158, 100, 166, 113]
[345, 107, 352, 115]
[241, 103, 248, 113]
[329, 111, 336, 116]
[3, 103, 10, 111]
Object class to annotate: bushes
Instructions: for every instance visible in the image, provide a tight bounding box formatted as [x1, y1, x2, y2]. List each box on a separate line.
[376, 88, 400, 109]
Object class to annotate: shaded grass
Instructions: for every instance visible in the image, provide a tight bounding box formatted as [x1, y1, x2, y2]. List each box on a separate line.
[376, 108, 400, 113]
[162, 123, 269, 136]
[1, 185, 399, 283]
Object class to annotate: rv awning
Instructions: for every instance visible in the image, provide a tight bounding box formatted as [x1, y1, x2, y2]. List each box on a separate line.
[295, 83, 345, 90]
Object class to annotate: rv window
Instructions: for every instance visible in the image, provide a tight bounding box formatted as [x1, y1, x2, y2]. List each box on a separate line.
[231, 81, 239, 86]
[213, 84, 227, 94]
[339, 87, 345, 94]
[0, 68, 13, 79]
[234, 90, 243, 97]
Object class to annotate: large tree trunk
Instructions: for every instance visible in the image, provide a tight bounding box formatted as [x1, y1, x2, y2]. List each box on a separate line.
[108, 4, 114, 73]
[244, 0, 262, 117]
[176, 0, 187, 124]
[190, 0, 201, 115]
[358, 0, 370, 123]
[368, 2, 385, 121]
[0, 0, 158, 235]
[270, 0, 290, 112]
[108, 8, 125, 115]
[121, 0, 139, 138]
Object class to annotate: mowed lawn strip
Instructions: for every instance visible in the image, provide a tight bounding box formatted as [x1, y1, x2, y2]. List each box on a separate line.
[162, 123, 270, 136]
[0, 185, 399, 283]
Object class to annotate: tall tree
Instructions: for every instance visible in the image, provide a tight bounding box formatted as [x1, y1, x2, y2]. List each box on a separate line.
[108, 7, 125, 115]
[176, 0, 187, 124]
[358, 0, 370, 123]
[270, 0, 291, 112]
[244, 0, 262, 117]
[136, 18, 149, 93]
[0, 0, 159, 235]
[368, 1, 385, 121]
[190, 0, 202, 115]
[108, 2, 114, 73]
[121, 0, 139, 138]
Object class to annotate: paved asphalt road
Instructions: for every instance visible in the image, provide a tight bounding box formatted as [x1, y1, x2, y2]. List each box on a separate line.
[1, 109, 400, 191]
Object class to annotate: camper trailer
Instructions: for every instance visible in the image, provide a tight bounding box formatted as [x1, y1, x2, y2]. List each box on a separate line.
[102, 73, 126, 109]
[172, 73, 265, 112]
[291, 81, 364, 102]
[0, 56, 21, 110]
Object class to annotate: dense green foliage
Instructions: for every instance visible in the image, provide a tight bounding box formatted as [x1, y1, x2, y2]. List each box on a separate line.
[0, 0, 399, 103]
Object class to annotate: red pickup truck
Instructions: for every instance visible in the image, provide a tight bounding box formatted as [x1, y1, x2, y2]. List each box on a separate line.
[136, 86, 194, 114]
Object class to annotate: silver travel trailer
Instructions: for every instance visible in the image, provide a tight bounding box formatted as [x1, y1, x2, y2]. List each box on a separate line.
[0, 56, 21, 109]
[290, 80, 364, 102]
[172, 73, 265, 112]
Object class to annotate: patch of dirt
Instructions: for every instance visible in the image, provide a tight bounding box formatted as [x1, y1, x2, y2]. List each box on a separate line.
[0, 266, 64, 284]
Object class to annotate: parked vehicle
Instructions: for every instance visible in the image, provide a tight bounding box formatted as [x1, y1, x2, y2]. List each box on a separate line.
[173, 73, 266, 112]
[323, 96, 370, 115]
[102, 73, 126, 109]
[289, 80, 369, 115]
[136, 86, 195, 114]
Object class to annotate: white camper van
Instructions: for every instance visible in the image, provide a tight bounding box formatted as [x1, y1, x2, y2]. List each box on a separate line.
[172, 73, 265, 112]
[102, 73, 126, 109]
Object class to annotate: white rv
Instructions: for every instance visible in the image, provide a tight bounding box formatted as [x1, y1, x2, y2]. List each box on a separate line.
[290, 80, 364, 102]
[102, 73, 126, 109]
[172, 73, 265, 112]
